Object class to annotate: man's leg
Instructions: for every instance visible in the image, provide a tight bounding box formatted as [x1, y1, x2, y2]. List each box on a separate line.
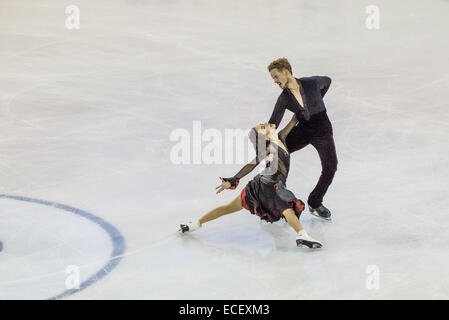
[308, 134, 338, 209]
[285, 124, 309, 153]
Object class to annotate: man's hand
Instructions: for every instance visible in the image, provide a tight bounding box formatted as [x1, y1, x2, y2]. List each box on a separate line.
[216, 177, 231, 194]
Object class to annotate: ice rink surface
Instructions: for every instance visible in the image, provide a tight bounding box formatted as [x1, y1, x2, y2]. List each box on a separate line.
[0, 0, 449, 299]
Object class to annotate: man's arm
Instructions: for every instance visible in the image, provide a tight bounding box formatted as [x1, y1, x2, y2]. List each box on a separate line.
[311, 76, 332, 97]
[268, 95, 287, 129]
[278, 114, 298, 141]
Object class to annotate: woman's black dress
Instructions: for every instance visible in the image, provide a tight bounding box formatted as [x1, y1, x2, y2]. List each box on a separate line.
[226, 136, 305, 223]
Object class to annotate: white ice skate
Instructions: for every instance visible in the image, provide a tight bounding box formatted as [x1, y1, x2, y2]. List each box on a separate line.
[296, 229, 322, 249]
[179, 220, 201, 233]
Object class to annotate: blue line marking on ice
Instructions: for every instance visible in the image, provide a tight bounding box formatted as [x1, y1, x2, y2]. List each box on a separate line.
[0, 194, 126, 300]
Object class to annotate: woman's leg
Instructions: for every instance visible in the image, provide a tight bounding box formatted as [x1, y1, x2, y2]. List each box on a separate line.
[282, 208, 304, 233]
[199, 195, 243, 226]
[283, 208, 322, 248]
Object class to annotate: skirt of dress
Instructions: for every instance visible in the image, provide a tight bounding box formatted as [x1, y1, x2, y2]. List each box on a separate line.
[240, 174, 305, 223]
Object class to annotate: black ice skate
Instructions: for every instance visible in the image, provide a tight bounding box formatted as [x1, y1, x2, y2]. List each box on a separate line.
[0, 240, 3, 252]
[308, 204, 332, 221]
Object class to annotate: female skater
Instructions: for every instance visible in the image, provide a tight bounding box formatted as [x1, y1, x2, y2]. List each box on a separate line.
[179, 114, 322, 248]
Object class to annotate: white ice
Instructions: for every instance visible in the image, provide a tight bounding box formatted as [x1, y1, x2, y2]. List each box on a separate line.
[0, 0, 449, 299]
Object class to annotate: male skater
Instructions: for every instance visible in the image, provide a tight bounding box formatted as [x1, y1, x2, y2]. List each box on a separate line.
[267, 58, 337, 220]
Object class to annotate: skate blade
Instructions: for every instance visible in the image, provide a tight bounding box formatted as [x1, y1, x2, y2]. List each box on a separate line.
[296, 239, 322, 249]
[309, 211, 332, 221]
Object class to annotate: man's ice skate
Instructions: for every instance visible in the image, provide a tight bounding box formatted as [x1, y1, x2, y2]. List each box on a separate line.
[296, 229, 322, 249]
[309, 204, 332, 221]
[179, 220, 201, 233]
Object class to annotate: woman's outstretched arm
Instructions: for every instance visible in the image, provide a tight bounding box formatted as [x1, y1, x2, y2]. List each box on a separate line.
[216, 147, 271, 193]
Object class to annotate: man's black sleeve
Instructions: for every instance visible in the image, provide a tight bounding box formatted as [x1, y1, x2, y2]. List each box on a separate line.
[268, 95, 286, 129]
[312, 76, 332, 97]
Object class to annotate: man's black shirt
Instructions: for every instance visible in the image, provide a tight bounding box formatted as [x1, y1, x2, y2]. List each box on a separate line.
[268, 76, 332, 133]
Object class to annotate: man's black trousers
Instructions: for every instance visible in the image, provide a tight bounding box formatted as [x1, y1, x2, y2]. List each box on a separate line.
[285, 112, 338, 209]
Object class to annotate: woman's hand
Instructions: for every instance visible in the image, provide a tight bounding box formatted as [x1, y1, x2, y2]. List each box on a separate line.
[216, 177, 231, 194]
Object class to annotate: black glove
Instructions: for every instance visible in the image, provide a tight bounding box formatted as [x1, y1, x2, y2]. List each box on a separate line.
[222, 177, 240, 190]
